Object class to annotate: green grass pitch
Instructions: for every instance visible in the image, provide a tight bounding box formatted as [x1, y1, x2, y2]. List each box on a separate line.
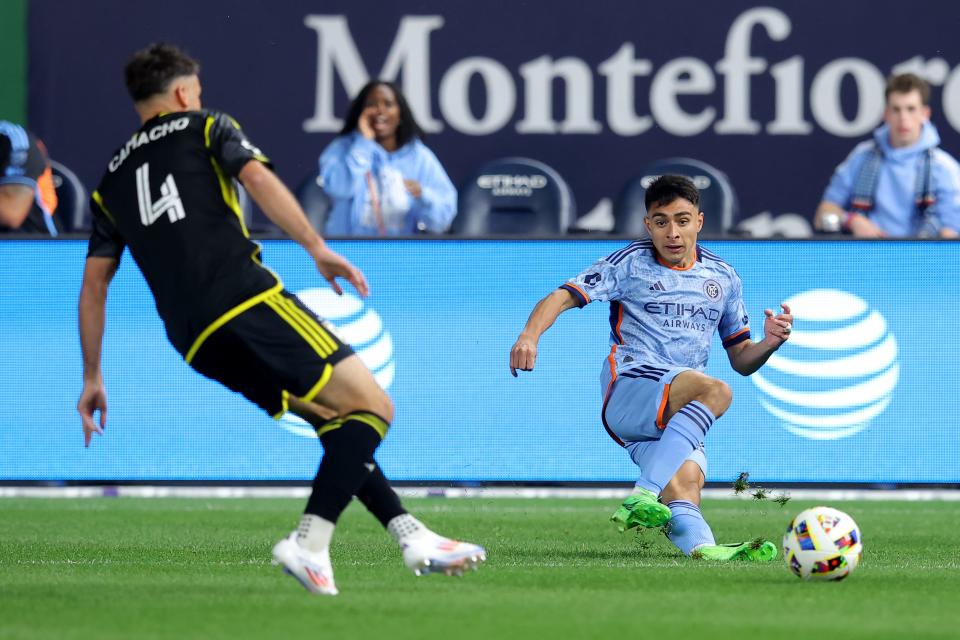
[0, 497, 956, 640]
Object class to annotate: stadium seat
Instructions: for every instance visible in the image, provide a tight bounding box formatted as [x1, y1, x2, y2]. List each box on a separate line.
[294, 171, 332, 233]
[50, 160, 90, 231]
[452, 157, 576, 235]
[613, 158, 739, 237]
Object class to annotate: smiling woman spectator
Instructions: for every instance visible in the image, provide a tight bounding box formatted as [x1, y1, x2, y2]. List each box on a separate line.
[318, 80, 457, 236]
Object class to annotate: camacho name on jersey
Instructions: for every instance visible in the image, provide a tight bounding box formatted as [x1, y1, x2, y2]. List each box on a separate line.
[88, 110, 279, 358]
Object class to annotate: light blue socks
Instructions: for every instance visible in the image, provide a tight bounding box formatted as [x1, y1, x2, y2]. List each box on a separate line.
[635, 401, 715, 494]
[665, 500, 715, 556]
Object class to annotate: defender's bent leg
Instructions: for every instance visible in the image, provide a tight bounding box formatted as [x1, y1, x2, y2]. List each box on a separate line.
[283, 355, 484, 582]
[611, 369, 730, 532]
[283, 356, 393, 547]
[271, 356, 392, 594]
[635, 371, 730, 496]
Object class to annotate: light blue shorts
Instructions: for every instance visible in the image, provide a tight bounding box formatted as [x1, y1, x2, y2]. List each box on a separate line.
[600, 360, 708, 477]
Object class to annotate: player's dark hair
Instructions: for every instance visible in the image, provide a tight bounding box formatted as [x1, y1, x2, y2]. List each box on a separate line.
[340, 80, 424, 147]
[645, 175, 700, 211]
[124, 43, 200, 103]
[885, 73, 930, 106]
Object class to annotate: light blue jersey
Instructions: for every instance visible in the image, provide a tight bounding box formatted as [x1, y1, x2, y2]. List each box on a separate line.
[561, 239, 751, 373]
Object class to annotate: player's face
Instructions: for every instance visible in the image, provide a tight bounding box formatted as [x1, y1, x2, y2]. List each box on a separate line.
[884, 90, 929, 148]
[644, 198, 703, 268]
[364, 85, 401, 144]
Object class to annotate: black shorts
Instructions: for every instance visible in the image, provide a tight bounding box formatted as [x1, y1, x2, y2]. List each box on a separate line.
[189, 288, 354, 418]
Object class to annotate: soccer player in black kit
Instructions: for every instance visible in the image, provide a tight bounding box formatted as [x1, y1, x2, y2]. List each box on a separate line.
[77, 43, 484, 595]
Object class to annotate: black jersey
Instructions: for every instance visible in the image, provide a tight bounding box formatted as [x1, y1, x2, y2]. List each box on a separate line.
[88, 110, 280, 356]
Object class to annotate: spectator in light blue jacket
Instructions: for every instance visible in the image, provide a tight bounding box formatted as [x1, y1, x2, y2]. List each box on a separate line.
[815, 73, 960, 238]
[319, 80, 457, 236]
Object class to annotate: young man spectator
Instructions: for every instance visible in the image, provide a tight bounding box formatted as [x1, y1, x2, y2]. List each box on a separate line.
[815, 73, 960, 238]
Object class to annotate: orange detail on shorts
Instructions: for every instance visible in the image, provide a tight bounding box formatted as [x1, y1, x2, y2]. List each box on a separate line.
[655, 382, 671, 429]
[601, 346, 625, 447]
[37, 165, 58, 215]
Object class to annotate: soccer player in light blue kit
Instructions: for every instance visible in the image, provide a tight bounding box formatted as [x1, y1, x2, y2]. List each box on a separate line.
[510, 175, 793, 561]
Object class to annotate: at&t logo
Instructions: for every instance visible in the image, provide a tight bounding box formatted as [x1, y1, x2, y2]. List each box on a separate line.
[279, 288, 394, 438]
[750, 289, 898, 440]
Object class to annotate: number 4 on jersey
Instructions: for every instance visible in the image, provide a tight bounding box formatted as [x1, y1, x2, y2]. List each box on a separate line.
[136, 162, 185, 226]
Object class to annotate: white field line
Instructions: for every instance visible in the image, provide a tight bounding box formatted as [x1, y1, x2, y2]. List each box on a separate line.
[7, 557, 960, 571]
[0, 486, 958, 501]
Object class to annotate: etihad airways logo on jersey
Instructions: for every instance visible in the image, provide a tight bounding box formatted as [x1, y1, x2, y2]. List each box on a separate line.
[278, 288, 394, 439]
[109, 118, 190, 172]
[644, 302, 719, 332]
[643, 302, 720, 321]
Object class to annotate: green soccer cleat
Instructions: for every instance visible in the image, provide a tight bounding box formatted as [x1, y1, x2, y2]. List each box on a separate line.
[610, 488, 672, 532]
[692, 539, 779, 562]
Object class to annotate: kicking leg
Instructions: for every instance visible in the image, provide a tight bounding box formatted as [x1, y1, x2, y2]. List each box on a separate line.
[660, 461, 776, 562]
[660, 461, 716, 556]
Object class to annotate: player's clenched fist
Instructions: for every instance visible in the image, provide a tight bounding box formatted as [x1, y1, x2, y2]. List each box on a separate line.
[510, 337, 538, 377]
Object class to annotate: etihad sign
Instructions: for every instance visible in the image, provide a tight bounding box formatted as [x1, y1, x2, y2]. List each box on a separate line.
[303, 8, 960, 138]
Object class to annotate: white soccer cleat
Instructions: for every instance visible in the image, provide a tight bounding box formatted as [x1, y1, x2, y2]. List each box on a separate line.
[401, 533, 487, 577]
[271, 533, 339, 595]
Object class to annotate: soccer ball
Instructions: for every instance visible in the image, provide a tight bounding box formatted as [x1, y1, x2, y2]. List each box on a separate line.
[782, 506, 862, 581]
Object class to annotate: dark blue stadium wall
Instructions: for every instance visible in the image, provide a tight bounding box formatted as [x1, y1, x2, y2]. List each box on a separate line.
[28, 0, 960, 231]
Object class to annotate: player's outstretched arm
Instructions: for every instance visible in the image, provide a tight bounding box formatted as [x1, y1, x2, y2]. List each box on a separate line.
[725, 303, 793, 376]
[239, 160, 368, 297]
[78, 256, 118, 447]
[510, 288, 579, 377]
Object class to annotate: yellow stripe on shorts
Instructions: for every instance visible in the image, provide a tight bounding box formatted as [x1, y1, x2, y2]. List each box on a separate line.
[277, 297, 338, 354]
[264, 296, 331, 358]
[185, 282, 284, 364]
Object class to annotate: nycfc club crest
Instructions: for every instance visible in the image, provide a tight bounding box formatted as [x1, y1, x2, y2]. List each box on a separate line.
[703, 280, 722, 300]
